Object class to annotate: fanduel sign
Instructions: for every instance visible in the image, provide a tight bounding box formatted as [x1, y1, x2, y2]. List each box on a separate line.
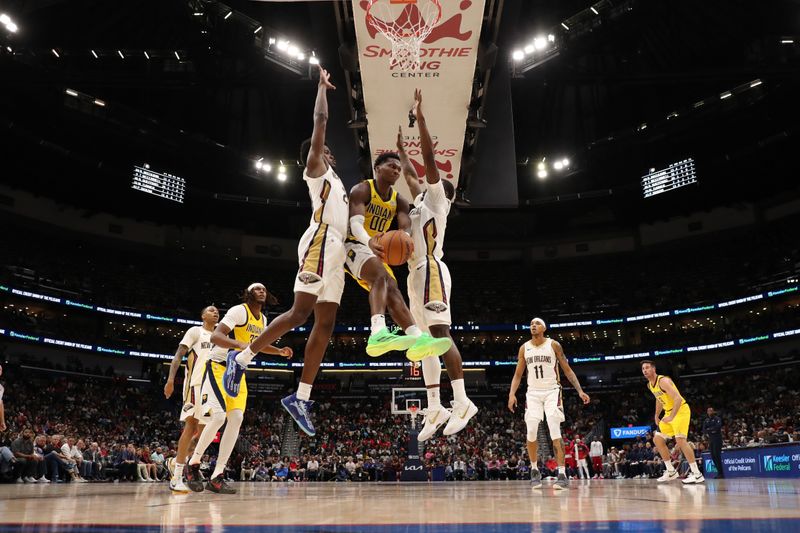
[610, 426, 650, 439]
[353, 0, 485, 199]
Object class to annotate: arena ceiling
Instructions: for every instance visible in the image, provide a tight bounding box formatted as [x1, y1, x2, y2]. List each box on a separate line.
[1, 0, 799, 234]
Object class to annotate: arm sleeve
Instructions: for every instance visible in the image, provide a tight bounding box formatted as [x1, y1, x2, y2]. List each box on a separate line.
[349, 215, 371, 246]
[220, 305, 248, 330]
[179, 327, 198, 349]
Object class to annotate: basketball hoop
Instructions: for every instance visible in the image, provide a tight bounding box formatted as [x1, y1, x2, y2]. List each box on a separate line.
[366, 0, 442, 72]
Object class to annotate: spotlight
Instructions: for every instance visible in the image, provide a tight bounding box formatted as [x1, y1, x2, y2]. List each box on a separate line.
[264, 164, 272, 173]
[277, 173, 287, 182]
[638, 123, 647, 131]
[93, 99, 106, 107]
[65, 89, 78, 97]
[193, 12, 203, 16]
[255, 160, 263, 170]
[554, 161, 563, 170]
[117, 50, 125, 59]
[309, 56, 319, 65]
[720, 91, 732, 100]
[561, 22, 569, 30]
[269, 37, 276, 45]
[537, 170, 548, 179]
[548, 34, 555, 42]
[512, 50, 524, 61]
[6, 22, 17, 32]
[297, 52, 305, 60]
[561, 158, 570, 167]
[0, 15, 9, 25]
[91, 49, 98, 59]
[750, 79, 762, 87]
[278, 165, 286, 174]
[277, 40, 289, 51]
[288, 45, 299, 57]
[590, 6, 599, 15]
[537, 160, 546, 171]
[51, 49, 60, 58]
[534, 36, 547, 50]
[781, 39, 794, 44]
[224, 11, 232, 20]
[174, 51, 180, 60]
[144, 51, 150, 59]
[524, 44, 534, 54]
[254, 26, 262, 34]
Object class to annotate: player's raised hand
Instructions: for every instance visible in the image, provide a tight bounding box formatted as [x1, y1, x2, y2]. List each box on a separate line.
[411, 88, 423, 119]
[164, 380, 174, 399]
[396, 125, 405, 152]
[579, 391, 590, 405]
[318, 65, 336, 90]
[279, 347, 294, 359]
[507, 395, 518, 413]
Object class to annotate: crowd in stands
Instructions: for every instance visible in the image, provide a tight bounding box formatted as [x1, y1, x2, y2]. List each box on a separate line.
[2, 357, 798, 484]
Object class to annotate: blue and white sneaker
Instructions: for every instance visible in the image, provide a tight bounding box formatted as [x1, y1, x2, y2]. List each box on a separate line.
[223, 350, 246, 397]
[281, 393, 316, 436]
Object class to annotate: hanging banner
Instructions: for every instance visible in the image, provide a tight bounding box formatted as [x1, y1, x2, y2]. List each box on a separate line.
[352, 0, 486, 199]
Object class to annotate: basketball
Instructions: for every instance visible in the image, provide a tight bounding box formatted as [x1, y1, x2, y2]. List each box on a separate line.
[379, 230, 413, 265]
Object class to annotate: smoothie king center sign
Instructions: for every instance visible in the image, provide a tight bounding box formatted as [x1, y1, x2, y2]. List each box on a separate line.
[353, 0, 485, 199]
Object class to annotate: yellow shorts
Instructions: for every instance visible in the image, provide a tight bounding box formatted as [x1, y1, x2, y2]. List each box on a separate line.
[200, 360, 247, 415]
[346, 260, 396, 292]
[658, 403, 691, 439]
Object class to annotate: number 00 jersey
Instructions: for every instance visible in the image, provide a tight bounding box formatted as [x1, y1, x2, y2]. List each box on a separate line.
[352, 179, 397, 239]
[524, 338, 560, 391]
[208, 304, 266, 362]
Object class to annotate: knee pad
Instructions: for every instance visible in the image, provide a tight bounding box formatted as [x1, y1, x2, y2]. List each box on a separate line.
[526, 419, 542, 442]
[546, 417, 562, 440]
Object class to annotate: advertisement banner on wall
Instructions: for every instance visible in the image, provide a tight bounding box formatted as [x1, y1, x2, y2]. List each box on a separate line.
[702, 443, 800, 479]
[352, 0, 486, 199]
[610, 426, 651, 439]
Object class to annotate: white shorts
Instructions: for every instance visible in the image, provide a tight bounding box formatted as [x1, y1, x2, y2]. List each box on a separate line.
[525, 388, 565, 428]
[578, 458, 588, 467]
[407, 257, 452, 330]
[294, 223, 346, 305]
[180, 384, 203, 422]
[344, 240, 376, 280]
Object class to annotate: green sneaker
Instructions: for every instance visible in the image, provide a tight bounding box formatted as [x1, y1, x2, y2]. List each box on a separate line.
[366, 327, 418, 357]
[406, 333, 452, 362]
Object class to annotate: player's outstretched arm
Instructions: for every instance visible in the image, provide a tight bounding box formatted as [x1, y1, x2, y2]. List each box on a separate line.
[411, 89, 439, 185]
[306, 65, 336, 179]
[507, 345, 526, 412]
[165, 343, 190, 398]
[397, 126, 423, 198]
[554, 341, 590, 404]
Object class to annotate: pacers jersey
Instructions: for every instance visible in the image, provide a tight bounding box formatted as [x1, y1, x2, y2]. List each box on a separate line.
[524, 338, 560, 391]
[358, 179, 397, 238]
[178, 326, 214, 391]
[209, 304, 266, 362]
[409, 180, 450, 265]
[648, 375, 685, 413]
[305, 165, 349, 238]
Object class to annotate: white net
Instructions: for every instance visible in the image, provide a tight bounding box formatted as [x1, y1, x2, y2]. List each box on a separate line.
[366, 0, 442, 71]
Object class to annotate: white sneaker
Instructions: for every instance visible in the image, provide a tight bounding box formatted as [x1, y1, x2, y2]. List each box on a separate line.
[16, 478, 24, 483]
[170, 478, 191, 493]
[24, 477, 36, 483]
[443, 399, 478, 436]
[682, 472, 705, 484]
[657, 470, 679, 483]
[417, 405, 451, 442]
[37, 476, 50, 483]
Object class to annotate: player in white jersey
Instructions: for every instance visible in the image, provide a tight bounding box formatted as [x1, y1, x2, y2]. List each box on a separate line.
[225, 65, 350, 438]
[508, 318, 590, 490]
[399, 89, 477, 441]
[163, 305, 218, 493]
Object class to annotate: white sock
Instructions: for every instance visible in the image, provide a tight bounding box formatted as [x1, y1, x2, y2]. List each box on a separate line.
[370, 314, 386, 335]
[558, 466, 566, 475]
[689, 461, 701, 476]
[426, 387, 441, 409]
[212, 410, 243, 479]
[190, 412, 225, 465]
[450, 378, 468, 404]
[405, 325, 422, 337]
[665, 461, 676, 473]
[297, 382, 313, 401]
[531, 463, 539, 471]
[174, 463, 184, 479]
[235, 346, 255, 367]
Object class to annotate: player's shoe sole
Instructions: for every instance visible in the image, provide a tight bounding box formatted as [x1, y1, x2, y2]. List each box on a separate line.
[366, 328, 417, 357]
[281, 393, 316, 436]
[169, 478, 191, 494]
[553, 474, 569, 490]
[443, 399, 478, 436]
[406, 334, 452, 362]
[222, 350, 245, 397]
[417, 406, 451, 441]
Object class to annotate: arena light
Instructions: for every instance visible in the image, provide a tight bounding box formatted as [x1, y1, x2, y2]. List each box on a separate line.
[51, 48, 60, 58]
[561, 22, 569, 30]
[263, 163, 272, 173]
[278, 164, 286, 174]
[174, 51, 180, 60]
[590, 6, 599, 15]
[750, 79, 762, 88]
[537, 169, 548, 179]
[638, 123, 647, 131]
[254, 25, 262, 35]
[117, 50, 125, 59]
[533, 36, 548, 51]
[548, 34, 555, 42]
[193, 12, 203, 16]
[561, 158, 570, 167]
[287, 44, 299, 57]
[720, 91, 732, 100]
[667, 111, 679, 120]
[297, 52, 305, 61]
[554, 161, 564, 170]
[65, 88, 78, 97]
[255, 160, 263, 170]
[91, 49, 98, 59]
[93, 98, 106, 107]
[6, 21, 17, 33]
[0, 14, 9, 25]
[512, 49, 524, 61]
[277, 172, 287, 182]
[224, 11, 233, 20]
[309, 55, 319, 65]
[781, 39, 794, 44]
[523, 44, 534, 54]
[277, 40, 289, 51]
[268, 37, 276, 45]
[143, 51, 150, 60]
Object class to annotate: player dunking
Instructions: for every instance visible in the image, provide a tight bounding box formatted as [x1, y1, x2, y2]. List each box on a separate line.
[399, 89, 477, 440]
[508, 318, 590, 490]
[345, 134, 450, 362]
[185, 284, 291, 493]
[223, 65, 350, 437]
[163, 305, 218, 493]
[641, 360, 705, 484]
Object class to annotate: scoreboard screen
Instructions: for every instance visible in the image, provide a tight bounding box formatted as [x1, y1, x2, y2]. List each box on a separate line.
[641, 158, 697, 198]
[132, 164, 186, 203]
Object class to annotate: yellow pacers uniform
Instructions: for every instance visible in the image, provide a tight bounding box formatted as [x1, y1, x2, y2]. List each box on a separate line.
[648, 375, 691, 438]
[345, 179, 398, 291]
[203, 304, 265, 415]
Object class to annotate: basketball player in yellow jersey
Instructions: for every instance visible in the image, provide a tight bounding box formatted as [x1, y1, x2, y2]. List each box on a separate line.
[185, 284, 291, 494]
[346, 154, 451, 362]
[641, 360, 705, 484]
[163, 305, 218, 493]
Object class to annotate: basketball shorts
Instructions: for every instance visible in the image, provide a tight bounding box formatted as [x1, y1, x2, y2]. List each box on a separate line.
[180, 383, 204, 422]
[658, 403, 691, 439]
[344, 239, 395, 291]
[525, 388, 565, 429]
[200, 360, 247, 416]
[294, 223, 346, 305]
[407, 257, 451, 329]
[592, 456, 603, 470]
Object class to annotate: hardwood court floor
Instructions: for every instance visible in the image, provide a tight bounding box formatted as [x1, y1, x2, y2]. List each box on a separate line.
[1, 479, 799, 532]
